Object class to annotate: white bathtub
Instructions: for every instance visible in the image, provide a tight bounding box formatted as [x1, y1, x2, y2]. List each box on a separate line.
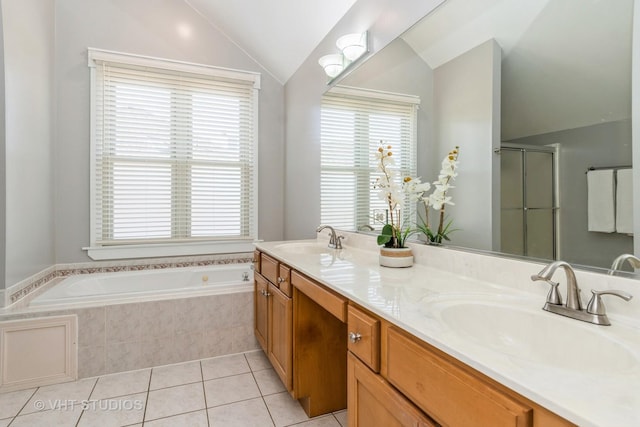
[30, 263, 254, 307]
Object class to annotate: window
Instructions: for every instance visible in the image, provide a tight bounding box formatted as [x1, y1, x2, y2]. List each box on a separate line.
[320, 86, 419, 230]
[87, 49, 259, 259]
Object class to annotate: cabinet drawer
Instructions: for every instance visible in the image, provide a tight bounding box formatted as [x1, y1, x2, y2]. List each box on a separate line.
[261, 253, 279, 284]
[291, 271, 347, 322]
[347, 305, 380, 372]
[386, 327, 532, 427]
[278, 264, 292, 297]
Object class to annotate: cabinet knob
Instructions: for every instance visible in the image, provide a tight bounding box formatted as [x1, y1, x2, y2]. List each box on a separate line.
[348, 331, 362, 343]
[277, 277, 286, 283]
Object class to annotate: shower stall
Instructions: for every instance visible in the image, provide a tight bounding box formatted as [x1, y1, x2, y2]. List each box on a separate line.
[500, 145, 557, 260]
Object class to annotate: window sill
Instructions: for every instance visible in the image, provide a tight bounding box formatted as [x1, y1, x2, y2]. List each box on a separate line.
[84, 240, 257, 261]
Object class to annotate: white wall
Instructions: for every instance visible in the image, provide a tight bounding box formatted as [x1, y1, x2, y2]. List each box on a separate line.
[2, 0, 55, 287]
[432, 40, 501, 251]
[53, 0, 285, 263]
[284, 0, 446, 239]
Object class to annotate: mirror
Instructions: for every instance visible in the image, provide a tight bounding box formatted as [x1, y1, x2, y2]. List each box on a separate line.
[324, 0, 635, 273]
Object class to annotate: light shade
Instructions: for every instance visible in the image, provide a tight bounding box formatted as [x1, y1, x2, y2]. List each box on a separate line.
[336, 32, 367, 61]
[318, 54, 344, 78]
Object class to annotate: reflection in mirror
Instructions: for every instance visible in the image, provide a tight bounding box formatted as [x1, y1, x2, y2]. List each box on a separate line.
[322, 0, 636, 273]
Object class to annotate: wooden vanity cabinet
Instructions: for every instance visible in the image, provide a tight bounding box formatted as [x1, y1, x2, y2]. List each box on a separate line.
[254, 251, 346, 411]
[253, 252, 293, 392]
[347, 303, 575, 427]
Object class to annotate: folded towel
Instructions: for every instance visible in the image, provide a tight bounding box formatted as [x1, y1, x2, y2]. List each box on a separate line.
[587, 169, 615, 233]
[616, 169, 633, 234]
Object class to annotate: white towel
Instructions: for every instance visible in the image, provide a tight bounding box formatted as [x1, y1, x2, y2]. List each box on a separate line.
[587, 169, 615, 233]
[616, 169, 633, 234]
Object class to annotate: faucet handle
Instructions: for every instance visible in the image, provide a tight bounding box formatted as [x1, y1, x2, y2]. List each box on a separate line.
[544, 280, 563, 305]
[586, 289, 633, 315]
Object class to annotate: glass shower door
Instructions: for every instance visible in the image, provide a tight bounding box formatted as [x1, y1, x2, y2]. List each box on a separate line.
[500, 147, 556, 260]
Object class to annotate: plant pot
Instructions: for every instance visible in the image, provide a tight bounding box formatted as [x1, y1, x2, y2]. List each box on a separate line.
[379, 247, 413, 268]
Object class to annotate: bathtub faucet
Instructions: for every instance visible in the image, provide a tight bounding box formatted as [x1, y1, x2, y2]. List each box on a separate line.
[316, 225, 344, 249]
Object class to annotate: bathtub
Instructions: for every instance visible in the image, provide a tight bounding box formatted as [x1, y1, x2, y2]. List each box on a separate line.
[30, 263, 254, 307]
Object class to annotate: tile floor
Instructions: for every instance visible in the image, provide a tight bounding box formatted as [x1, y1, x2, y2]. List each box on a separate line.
[0, 350, 348, 427]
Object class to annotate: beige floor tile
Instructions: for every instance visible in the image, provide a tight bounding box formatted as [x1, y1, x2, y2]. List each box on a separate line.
[22, 378, 97, 414]
[244, 350, 271, 372]
[143, 409, 208, 427]
[0, 388, 36, 419]
[150, 361, 202, 390]
[201, 353, 250, 380]
[9, 405, 82, 427]
[91, 368, 151, 400]
[333, 409, 348, 426]
[204, 372, 261, 407]
[0, 418, 11, 427]
[264, 391, 310, 427]
[253, 368, 286, 396]
[145, 382, 205, 421]
[207, 397, 274, 427]
[292, 415, 342, 426]
[77, 392, 146, 427]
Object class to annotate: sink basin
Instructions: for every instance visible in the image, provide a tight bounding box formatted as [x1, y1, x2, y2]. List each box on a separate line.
[273, 242, 336, 255]
[432, 299, 638, 375]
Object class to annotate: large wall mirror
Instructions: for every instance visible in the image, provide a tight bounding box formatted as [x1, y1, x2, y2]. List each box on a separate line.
[323, 0, 636, 274]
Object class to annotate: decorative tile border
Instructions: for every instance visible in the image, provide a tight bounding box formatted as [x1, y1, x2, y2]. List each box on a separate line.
[6, 252, 254, 307]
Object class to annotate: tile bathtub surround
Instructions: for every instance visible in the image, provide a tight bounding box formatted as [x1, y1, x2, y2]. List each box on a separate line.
[0, 351, 348, 427]
[4, 252, 254, 308]
[0, 290, 258, 379]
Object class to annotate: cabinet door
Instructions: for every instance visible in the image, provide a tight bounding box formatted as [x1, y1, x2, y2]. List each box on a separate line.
[385, 327, 532, 427]
[348, 353, 436, 427]
[268, 283, 293, 391]
[254, 273, 269, 352]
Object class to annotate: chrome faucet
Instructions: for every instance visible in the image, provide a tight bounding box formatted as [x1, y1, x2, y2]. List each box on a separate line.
[609, 253, 640, 275]
[531, 260, 633, 326]
[316, 225, 344, 249]
[531, 260, 582, 310]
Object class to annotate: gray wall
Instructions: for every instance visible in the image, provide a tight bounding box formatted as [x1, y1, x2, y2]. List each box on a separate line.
[0, 4, 5, 289]
[432, 40, 502, 251]
[2, 0, 56, 288]
[509, 119, 634, 269]
[53, 0, 285, 263]
[283, 0, 446, 240]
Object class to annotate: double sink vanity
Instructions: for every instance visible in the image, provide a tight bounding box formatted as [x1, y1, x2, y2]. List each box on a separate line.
[253, 231, 640, 427]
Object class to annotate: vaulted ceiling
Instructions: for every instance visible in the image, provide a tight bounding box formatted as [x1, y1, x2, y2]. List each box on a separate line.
[184, 0, 357, 84]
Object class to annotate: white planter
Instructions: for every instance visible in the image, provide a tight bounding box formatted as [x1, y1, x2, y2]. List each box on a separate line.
[379, 247, 414, 268]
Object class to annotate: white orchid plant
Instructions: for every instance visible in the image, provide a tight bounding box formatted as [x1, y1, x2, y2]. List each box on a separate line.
[416, 146, 461, 244]
[372, 141, 460, 247]
[372, 142, 430, 248]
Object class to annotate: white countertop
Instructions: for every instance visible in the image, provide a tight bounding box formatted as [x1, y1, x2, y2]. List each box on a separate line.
[255, 237, 640, 427]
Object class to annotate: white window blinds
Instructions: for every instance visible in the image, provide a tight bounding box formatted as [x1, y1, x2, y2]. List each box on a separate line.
[320, 87, 418, 230]
[89, 49, 259, 247]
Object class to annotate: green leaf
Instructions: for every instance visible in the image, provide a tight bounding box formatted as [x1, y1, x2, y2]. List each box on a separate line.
[377, 234, 392, 245]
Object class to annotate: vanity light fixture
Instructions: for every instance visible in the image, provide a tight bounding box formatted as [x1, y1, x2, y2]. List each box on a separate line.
[318, 53, 345, 79]
[318, 31, 369, 82]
